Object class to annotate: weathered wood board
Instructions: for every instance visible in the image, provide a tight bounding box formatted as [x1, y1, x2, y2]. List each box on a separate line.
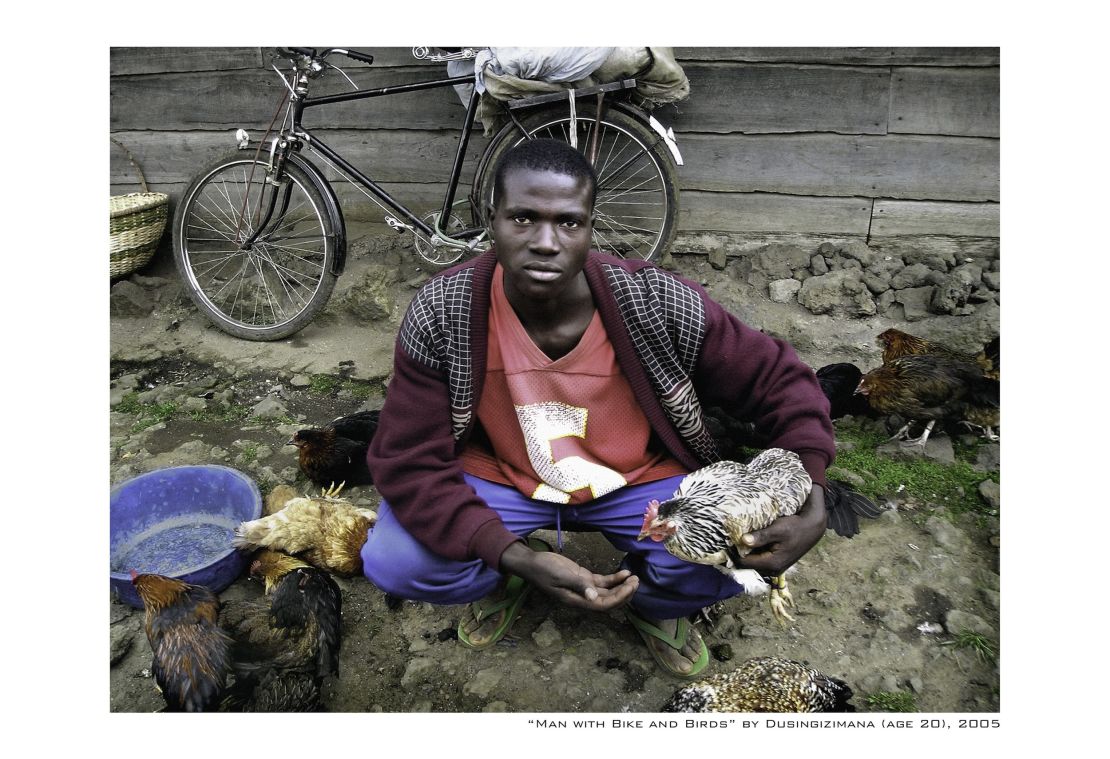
[890, 67, 1000, 138]
[675, 47, 1000, 67]
[870, 199, 999, 237]
[669, 64, 889, 135]
[110, 69, 476, 131]
[679, 191, 872, 234]
[109, 47, 264, 75]
[676, 133, 999, 201]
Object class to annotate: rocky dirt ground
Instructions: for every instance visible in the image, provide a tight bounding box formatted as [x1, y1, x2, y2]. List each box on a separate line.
[109, 232, 1001, 715]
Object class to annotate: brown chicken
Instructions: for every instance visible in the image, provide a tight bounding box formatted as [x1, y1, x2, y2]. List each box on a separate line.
[855, 354, 1000, 446]
[219, 551, 343, 712]
[877, 328, 995, 374]
[288, 410, 380, 488]
[662, 656, 855, 712]
[130, 571, 233, 712]
[232, 483, 378, 576]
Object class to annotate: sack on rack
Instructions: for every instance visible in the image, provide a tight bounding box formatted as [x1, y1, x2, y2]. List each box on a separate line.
[461, 47, 691, 135]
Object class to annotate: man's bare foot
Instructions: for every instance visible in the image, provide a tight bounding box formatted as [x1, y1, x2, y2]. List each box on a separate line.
[637, 614, 706, 676]
[460, 587, 509, 647]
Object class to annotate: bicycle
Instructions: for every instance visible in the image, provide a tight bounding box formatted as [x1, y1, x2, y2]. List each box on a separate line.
[172, 47, 684, 341]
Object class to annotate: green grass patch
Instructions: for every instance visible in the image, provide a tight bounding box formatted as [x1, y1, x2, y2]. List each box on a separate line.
[117, 390, 295, 433]
[308, 374, 340, 395]
[307, 373, 379, 401]
[341, 378, 376, 400]
[941, 630, 998, 666]
[186, 403, 252, 425]
[238, 442, 260, 466]
[866, 691, 917, 712]
[117, 390, 193, 431]
[831, 425, 998, 516]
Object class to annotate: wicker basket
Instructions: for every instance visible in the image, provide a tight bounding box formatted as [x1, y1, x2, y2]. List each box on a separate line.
[110, 139, 168, 278]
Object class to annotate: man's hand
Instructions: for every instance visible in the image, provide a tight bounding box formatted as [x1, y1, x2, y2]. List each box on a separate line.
[500, 542, 639, 610]
[739, 485, 827, 578]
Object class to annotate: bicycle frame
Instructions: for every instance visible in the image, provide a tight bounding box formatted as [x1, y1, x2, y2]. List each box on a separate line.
[282, 66, 486, 246]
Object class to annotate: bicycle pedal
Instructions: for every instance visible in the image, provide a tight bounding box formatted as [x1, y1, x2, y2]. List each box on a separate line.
[385, 216, 410, 234]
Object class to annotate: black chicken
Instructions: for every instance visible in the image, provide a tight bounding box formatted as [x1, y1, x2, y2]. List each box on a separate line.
[815, 362, 875, 419]
[288, 410, 380, 487]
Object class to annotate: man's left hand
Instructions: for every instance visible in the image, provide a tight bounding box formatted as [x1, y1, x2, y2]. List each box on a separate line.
[738, 485, 827, 577]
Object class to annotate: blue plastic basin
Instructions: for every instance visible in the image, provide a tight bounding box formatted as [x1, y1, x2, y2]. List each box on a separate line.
[110, 465, 262, 608]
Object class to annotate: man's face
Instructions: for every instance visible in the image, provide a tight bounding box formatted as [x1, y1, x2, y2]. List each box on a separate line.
[491, 167, 595, 304]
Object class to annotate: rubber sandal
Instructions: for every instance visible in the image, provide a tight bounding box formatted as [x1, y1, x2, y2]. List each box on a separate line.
[457, 537, 551, 650]
[626, 607, 710, 679]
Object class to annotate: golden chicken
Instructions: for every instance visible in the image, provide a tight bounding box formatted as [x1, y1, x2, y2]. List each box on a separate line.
[855, 354, 1000, 446]
[662, 656, 855, 712]
[130, 571, 233, 712]
[233, 483, 377, 576]
[638, 449, 812, 626]
[219, 551, 343, 712]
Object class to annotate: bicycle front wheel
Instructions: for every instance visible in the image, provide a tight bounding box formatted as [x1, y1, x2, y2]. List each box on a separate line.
[173, 154, 339, 341]
[476, 105, 679, 261]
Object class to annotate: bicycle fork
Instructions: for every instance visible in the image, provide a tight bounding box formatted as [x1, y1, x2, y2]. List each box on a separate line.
[235, 137, 296, 249]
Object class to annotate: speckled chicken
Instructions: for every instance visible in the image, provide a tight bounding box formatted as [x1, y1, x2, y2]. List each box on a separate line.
[219, 551, 342, 712]
[233, 483, 377, 576]
[638, 448, 812, 625]
[130, 571, 233, 712]
[662, 656, 855, 712]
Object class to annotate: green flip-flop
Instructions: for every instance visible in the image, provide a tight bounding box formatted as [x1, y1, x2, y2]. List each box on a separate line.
[626, 607, 710, 679]
[457, 537, 551, 650]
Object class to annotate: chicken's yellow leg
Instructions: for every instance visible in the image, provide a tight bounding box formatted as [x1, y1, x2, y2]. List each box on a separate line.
[769, 575, 795, 626]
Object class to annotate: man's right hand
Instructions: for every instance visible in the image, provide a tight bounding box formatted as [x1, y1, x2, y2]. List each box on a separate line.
[499, 541, 639, 610]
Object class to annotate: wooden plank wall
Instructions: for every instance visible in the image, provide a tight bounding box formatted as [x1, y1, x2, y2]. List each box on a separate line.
[109, 47, 999, 249]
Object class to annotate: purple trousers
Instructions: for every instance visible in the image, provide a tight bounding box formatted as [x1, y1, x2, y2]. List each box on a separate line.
[361, 474, 745, 619]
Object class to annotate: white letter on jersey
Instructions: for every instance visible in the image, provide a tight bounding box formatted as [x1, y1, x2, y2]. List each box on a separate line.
[515, 402, 627, 503]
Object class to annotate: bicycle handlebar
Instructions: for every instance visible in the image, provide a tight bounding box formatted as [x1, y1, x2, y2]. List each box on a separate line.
[333, 49, 375, 65]
[274, 47, 374, 66]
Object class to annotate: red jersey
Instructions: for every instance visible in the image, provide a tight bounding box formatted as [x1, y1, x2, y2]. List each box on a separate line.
[460, 264, 686, 503]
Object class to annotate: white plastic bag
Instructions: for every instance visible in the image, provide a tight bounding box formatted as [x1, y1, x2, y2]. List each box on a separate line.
[475, 47, 615, 93]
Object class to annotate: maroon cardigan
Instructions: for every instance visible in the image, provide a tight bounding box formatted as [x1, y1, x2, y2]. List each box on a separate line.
[368, 251, 835, 570]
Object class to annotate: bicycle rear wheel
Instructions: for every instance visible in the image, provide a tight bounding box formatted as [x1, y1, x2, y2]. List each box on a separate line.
[475, 105, 679, 261]
[173, 154, 339, 341]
